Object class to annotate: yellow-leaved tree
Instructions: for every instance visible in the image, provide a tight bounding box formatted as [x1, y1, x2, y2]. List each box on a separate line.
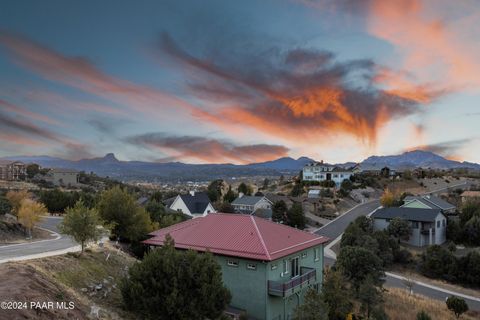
[6, 189, 31, 215]
[17, 198, 47, 237]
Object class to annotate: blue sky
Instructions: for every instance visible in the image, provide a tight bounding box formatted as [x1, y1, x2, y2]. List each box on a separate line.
[0, 0, 479, 164]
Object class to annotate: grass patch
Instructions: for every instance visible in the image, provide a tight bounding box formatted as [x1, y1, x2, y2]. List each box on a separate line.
[384, 287, 479, 320]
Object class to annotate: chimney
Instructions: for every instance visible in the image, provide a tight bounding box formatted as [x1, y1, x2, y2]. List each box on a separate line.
[239, 192, 244, 198]
[189, 190, 195, 196]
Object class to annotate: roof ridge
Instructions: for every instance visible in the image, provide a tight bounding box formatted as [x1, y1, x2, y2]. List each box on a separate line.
[250, 215, 271, 260]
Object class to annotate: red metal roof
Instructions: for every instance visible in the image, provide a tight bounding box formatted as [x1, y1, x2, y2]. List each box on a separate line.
[143, 213, 329, 261]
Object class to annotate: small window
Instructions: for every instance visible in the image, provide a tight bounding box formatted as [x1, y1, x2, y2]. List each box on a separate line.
[442, 219, 446, 227]
[314, 248, 320, 262]
[227, 260, 238, 267]
[283, 260, 289, 274]
[246, 263, 256, 270]
[412, 222, 419, 229]
[437, 221, 440, 228]
[271, 264, 277, 270]
[301, 252, 307, 259]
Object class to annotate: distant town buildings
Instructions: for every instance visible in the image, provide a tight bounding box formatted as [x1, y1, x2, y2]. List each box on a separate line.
[144, 214, 329, 320]
[231, 194, 272, 215]
[168, 191, 215, 218]
[45, 168, 79, 187]
[371, 207, 447, 247]
[0, 160, 26, 181]
[302, 161, 353, 185]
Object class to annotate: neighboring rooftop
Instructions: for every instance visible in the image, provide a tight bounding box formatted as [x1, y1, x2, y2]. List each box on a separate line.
[0, 160, 23, 166]
[372, 207, 443, 222]
[403, 195, 455, 211]
[49, 168, 79, 173]
[232, 195, 267, 206]
[144, 213, 329, 261]
[177, 191, 211, 214]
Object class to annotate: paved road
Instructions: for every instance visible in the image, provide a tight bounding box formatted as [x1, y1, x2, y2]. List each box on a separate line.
[0, 216, 77, 263]
[316, 181, 480, 310]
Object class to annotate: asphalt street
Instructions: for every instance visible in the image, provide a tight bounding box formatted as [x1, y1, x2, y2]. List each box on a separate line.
[0, 216, 77, 262]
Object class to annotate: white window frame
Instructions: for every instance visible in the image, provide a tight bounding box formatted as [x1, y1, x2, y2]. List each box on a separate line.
[283, 259, 289, 274]
[227, 260, 238, 267]
[246, 263, 257, 270]
[314, 248, 320, 262]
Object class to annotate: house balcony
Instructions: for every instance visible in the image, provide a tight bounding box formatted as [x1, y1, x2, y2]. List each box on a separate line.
[268, 267, 317, 297]
[420, 228, 435, 235]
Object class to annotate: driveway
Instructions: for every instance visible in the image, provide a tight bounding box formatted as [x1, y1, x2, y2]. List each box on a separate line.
[0, 216, 79, 263]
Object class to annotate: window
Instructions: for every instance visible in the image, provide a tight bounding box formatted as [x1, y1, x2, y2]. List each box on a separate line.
[412, 222, 419, 229]
[301, 252, 307, 259]
[283, 260, 289, 274]
[227, 260, 238, 267]
[271, 264, 277, 270]
[437, 221, 440, 228]
[442, 219, 446, 227]
[314, 248, 320, 261]
[246, 263, 256, 270]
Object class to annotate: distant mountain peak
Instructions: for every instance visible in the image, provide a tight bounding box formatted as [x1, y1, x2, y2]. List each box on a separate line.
[103, 153, 118, 161]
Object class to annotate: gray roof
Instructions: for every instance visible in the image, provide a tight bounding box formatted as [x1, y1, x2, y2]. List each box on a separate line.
[403, 195, 455, 210]
[178, 192, 211, 214]
[252, 208, 272, 220]
[372, 207, 443, 222]
[232, 195, 268, 206]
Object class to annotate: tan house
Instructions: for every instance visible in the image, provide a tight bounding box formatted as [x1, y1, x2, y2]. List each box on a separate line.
[461, 191, 480, 203]
[0, 160, 26, 181]
[46, 168, 79, 187]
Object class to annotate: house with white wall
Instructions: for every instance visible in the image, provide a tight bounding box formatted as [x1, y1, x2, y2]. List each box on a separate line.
[45, 168, 79, 186]
[169, 191, 215, 218]
[302, 161, 353, 185]
[402, 195, 456, 214]
[371, 207, 446, 247]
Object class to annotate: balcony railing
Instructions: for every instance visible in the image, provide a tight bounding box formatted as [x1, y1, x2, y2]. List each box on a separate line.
[268, 267, 316, 297]
[420, 228, 435, 235]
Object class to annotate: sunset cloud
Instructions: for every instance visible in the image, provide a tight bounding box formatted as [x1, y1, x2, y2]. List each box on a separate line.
[0, 99, 61, 125]
[405, 138, 472, 160]
[159, 33, 440, 145]
[0, 31, 199, 118]
[126, 133, 289, 164]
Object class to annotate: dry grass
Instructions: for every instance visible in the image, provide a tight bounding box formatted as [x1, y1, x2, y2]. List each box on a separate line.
[384, 287, 479, 320]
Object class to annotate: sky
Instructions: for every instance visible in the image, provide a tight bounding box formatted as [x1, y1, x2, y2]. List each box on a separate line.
[0, 0, 479, 164]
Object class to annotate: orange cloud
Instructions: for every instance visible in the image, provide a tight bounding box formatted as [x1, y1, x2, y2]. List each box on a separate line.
[160, 34, 433, 146]
[366, 0, 480, 90]
[0, 99, 61, 126]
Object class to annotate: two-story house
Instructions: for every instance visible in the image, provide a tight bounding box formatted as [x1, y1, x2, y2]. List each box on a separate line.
[144, 214, 329, 320]
[302, 161, 352, 185]
[169, 191, 215, 218]
[371, 207, 447, 247]
[231, 194, 273, 215]
[0, 160, 26, 181]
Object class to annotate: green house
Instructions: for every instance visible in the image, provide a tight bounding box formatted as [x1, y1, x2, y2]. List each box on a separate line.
[145, 213, 329, 320]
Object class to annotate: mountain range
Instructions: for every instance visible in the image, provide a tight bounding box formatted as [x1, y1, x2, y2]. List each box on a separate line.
[2, 150, 479, 182]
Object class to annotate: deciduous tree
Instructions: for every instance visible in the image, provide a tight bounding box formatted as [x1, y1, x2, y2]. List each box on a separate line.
[6, 189, 30, 215]
[17, 198, 47, 237]
[59, 200, 103, 252]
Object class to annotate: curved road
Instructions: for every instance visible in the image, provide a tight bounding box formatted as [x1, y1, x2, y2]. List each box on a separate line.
[0, 216, 78, 263]
[315, 181, 480, 310]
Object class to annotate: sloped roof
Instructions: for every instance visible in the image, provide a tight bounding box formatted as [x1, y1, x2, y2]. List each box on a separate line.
[178, 192, 211, 214]
[0, 160, 23, 166]
[403, 195, 455, 210]
[144, 213, 329, 261]
[372, 207, 443, 222]
[232, 195, 269, 206]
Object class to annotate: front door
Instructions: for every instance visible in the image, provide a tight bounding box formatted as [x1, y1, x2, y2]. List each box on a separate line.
[326, 173, 332, 181]
[291, 257, 299, 278]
